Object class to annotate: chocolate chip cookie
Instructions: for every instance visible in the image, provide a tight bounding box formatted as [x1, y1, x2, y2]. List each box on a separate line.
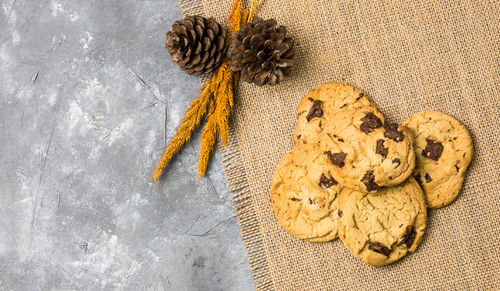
[271, 144, 343, 242]
[294, 83, 375, 145]
[337, 177, 427, 266]
[403, 111, 473, 208]
[320, 106, 415, 192]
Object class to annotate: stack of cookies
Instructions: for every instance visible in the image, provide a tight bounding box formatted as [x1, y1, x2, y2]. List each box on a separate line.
[271, 83, 473, 266]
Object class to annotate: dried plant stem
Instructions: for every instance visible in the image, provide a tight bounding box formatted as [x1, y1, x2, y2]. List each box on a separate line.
[152, 84, 212, 181]
[197, 106, 218, 176]
[248, 0, 263, 22]
[216, 64, 234, 146]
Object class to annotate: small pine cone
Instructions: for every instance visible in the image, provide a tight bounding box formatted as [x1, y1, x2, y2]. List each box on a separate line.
[166, 16, 226, 75]
[228, 17, 295, 86]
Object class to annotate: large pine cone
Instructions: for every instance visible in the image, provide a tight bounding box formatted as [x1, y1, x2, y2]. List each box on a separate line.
[228, 17, 295, 86]
[166, 16, 226, 75]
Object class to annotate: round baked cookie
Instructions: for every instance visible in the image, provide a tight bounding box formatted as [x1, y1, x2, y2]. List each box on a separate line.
[320, 106, 415, 193]
[293, 82, 375, 145]
[402, 111, 473, 208]
[271, 144, 343, 242]
[337, 177, 427, 266]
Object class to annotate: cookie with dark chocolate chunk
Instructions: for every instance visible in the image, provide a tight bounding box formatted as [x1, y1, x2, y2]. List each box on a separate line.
[320, 106, 415, 193]
[403, 111, 473, 208]
[270, 144, 343, 242]
[294, 83, 375, 145]
[337, 177, 427, 266]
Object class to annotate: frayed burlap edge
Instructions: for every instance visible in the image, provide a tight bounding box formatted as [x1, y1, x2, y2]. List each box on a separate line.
[178, 2, 274, 290]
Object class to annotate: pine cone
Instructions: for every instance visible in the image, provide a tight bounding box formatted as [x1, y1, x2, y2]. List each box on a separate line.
[166, 16, 226, 75]
[228, 17, 295, 86]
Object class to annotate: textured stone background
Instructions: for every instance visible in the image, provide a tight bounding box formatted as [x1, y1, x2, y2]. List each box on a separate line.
[0, 0, 253, 289]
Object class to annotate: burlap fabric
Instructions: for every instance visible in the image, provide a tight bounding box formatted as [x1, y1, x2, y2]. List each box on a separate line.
[178, 1, 499, 289]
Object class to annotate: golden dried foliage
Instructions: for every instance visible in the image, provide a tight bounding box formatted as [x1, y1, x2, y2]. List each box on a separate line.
[153, 0, 263, 181]
[152, 84, 211, 181]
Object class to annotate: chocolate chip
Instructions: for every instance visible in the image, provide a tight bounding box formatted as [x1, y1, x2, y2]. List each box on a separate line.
[398, 226, 417, 248]
[392, 158, 401, 167]
[414, 174, 422, 186]
[361, 171, 381, 191]
[384, 124, 404, 142]
[356, 93, 364, 101]
[376, 139, 388, 158]
[455, 164, 460, 172]
[290, 197, 301, 202]
[338, 138, 344, 142]
[360, 113, 383, 133]
[308, 97, 313, 101]
[340, 103, 347, 109]
[309, 198, 315, 204]
[338, 209, 343, 217]
[319, 173, 338, 188]
[318, 121, 322, 128]
[425, 173, 432, 183]
[368, 242, 391, 256]
[422, 138, 443, 161]
[306, 100, 323, 121]
[324, 151, 347, 168]
[296, 134, 301, 139]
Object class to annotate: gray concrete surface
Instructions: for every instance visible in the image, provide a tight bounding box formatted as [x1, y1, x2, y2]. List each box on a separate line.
[0, 0, 253, 289]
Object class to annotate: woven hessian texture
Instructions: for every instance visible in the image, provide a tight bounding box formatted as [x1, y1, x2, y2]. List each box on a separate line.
[178, 1, 500, 290]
